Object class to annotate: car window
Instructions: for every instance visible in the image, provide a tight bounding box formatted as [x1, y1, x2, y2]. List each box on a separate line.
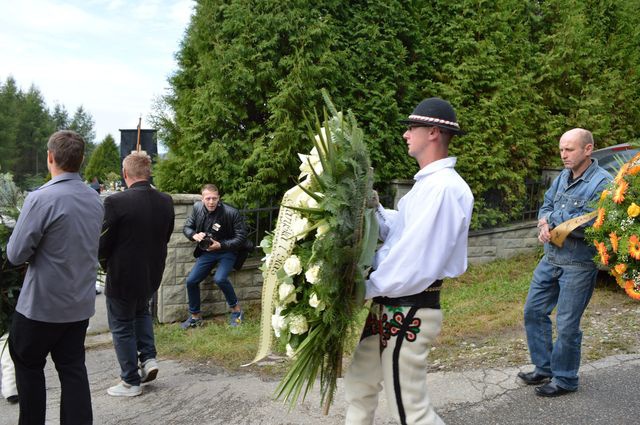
[598, 150, 639, 175]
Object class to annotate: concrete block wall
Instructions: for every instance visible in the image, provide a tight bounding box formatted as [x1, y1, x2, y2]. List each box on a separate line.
[156, 193, 540, 323]
[467, 221, 539, 264]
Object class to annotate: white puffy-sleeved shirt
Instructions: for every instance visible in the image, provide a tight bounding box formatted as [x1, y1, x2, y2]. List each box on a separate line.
[366, 157, 474, 299]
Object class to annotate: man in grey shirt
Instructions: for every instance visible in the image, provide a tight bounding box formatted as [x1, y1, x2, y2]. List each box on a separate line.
[7, 130, 104, 425]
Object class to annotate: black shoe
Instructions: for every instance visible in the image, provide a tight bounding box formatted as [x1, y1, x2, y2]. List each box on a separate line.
[517, 371, 551, 385]
[6, 395, 18, 404]
[535, 382, 575, 397]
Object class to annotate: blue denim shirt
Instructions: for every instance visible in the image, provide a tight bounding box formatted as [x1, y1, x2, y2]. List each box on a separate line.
[539, 158, 612, 266]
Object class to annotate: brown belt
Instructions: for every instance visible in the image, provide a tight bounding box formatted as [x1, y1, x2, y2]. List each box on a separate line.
[372, 279, 442, 309]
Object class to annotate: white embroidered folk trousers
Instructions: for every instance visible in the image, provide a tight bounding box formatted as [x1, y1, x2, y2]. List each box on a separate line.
[344, 305, 444, 425]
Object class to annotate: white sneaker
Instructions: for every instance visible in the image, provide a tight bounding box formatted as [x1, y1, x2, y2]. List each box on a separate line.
[140, 359, 159, 383]
[107, 381, 142, 397]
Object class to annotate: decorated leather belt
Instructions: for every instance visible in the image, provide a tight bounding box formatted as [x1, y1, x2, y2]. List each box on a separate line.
[373, 279, 443, 309]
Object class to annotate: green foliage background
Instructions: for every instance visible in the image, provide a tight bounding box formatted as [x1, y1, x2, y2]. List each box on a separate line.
[0, 77, 97, 188]
[84, 134, 121, 183]
[152, 0, 640, 229]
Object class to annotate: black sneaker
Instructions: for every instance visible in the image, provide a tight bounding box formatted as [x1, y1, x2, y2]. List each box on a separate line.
[6, 395, 18, 404]
[180, 317, 203, 330]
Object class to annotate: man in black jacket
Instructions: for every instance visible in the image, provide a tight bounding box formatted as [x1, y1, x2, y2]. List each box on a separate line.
[181, 183, 247, 328]
[99, 152, 175, 397]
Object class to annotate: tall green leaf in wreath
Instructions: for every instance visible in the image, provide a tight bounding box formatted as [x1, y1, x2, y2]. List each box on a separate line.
[252, 91, 377, 413]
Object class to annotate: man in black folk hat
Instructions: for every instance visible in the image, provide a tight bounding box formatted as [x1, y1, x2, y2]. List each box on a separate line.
[344, 97, 474, 425]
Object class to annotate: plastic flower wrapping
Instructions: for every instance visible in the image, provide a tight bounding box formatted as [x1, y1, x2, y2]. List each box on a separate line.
[586, 151, 640, 300]
[249, 92, 378, 413]
[1, 172, 26, 336]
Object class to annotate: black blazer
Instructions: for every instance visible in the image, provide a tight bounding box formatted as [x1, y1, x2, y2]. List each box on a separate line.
[99, 181, 175, 300]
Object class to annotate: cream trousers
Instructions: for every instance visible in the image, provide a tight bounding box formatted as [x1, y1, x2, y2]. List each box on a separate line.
[344, 305, 444, 425]
[1, 332, 17, 399]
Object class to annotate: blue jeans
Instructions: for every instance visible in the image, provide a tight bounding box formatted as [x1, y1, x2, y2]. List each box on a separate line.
[523, 256, 597, 390]
[106, 296, 156, 386]
[185, 251, 238, 314]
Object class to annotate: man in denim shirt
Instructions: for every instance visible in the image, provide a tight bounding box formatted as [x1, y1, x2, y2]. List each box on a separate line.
[518, 128, 611, 397]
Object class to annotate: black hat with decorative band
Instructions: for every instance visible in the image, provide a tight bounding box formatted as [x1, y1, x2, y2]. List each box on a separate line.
[399, 97, 465, 135]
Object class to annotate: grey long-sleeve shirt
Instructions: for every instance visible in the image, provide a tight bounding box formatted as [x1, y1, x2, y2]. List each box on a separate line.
[7, 173, 104, 323]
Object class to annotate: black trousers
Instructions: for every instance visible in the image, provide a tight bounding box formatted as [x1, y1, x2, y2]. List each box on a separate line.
[9, 312, 93, 425]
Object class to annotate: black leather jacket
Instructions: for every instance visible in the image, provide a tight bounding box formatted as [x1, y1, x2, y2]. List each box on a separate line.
[183, 201, 247, 257]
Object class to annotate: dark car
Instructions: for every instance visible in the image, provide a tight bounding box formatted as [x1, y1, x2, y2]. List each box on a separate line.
[592, 143, 639, 176]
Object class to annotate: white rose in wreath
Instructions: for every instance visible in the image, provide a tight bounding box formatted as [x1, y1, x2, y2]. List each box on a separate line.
[291, 217, 311, 241]
[308, 293, 326, 311]
[288, 314, 309, 335]
[305, 264, 321, 284]
[278, 282, 296, 304]
[283, 255, 302, 276]
[271, 306, 287, 338]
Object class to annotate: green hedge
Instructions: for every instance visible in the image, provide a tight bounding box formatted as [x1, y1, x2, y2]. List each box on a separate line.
[152, 0, 640, 229]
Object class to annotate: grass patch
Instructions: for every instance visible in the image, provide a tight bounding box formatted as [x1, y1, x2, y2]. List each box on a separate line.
[155, 306, 368, 374]
[154, 252, 640, 375]
[154, 306, 261, 370]
[439, 253, 537, 343]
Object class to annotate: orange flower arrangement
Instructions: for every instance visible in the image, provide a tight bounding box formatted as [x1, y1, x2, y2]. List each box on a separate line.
[614, 263, 627, 275]
[627, 165, 640, 176]
[609, 232, 619, 253]
[593, 208, 606, 229]
[586, 149, 640, 301]
[612, 179, 628, 204]
[594, 240, 609, 265]
[593, 208, 605, 228]
[614, 163, 629, 184]
[624, 280, 640, 301]
[629, 235, 640, 260]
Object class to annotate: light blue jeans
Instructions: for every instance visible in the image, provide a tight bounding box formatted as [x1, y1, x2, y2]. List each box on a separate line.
[523, 256, 597, 390]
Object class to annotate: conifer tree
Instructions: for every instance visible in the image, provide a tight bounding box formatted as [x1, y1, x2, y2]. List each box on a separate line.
[0, 77, 20, 173]
[155, 0, 640, 228]
[84, 134, 121, 183]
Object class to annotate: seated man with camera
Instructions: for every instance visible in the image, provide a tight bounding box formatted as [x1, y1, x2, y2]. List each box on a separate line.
[181, 184, 248, 328]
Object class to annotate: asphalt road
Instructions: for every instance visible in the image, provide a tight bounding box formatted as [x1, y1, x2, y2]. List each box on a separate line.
[441, 359, 640, 425]
[1, 291, 639, 424]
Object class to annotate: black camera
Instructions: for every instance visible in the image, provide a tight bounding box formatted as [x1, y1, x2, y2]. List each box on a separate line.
[197, 233, 216, 250]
